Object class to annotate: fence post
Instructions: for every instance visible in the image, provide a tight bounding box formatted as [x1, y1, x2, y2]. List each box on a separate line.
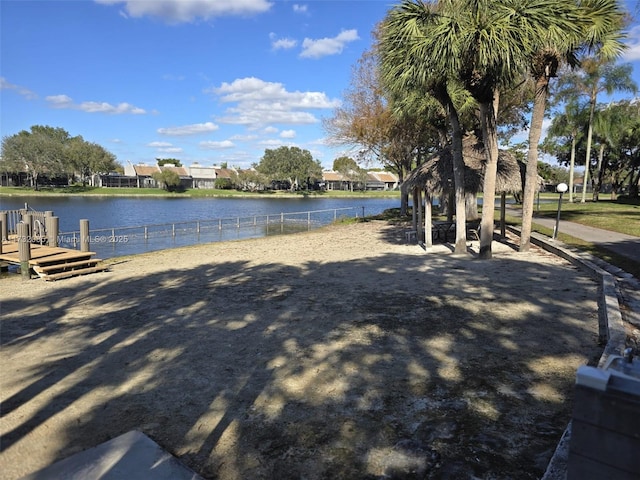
[17, 222, 30, 280]
[46, 216, 59, 247]
[80, 219, 90, 252]
[0, 212, 7, 241]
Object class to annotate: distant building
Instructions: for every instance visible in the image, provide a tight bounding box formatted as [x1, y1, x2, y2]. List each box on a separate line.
[368, 171, 400, 190]
[124, 163, 161, 188]
[161, 165, 193, 189]
[189, 163, 217, 189]
[321, 171, 399, 191]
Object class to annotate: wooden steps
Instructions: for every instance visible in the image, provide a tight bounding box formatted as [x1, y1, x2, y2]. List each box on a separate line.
[0, 242, 108, 281]
[36, 264, 108, 281]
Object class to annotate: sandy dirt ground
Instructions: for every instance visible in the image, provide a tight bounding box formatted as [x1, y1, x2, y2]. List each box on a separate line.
[0, 220, 603, 480]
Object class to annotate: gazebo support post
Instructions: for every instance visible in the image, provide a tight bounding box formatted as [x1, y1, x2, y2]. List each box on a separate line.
[500, 192, 506, 238]
[425, 191, 433, 249]
[417, 189, 424, 243]
[412, 190, 419, 232]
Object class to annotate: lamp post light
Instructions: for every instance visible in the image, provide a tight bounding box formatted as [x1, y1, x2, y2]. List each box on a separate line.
[553, 182, 568, 240]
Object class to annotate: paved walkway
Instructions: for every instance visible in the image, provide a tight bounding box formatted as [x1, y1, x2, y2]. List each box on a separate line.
[530, 214, 640, 264]
[504, 204, 640, 264]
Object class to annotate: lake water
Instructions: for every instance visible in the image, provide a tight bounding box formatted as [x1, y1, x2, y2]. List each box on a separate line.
[0, 195, 400, 258]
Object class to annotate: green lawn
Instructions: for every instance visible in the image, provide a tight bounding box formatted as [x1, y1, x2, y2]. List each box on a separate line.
[532, 196, 640, 237]
[501, 196, 640, 279]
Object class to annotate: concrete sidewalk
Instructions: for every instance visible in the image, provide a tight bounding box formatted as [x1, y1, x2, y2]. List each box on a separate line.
[530, 215, 640, 264]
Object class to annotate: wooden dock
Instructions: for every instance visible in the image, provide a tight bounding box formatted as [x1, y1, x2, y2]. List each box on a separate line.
[0, 242, 108, 281]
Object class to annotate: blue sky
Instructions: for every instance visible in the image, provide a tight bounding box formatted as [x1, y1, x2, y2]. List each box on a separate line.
[2, 1, 640, 171]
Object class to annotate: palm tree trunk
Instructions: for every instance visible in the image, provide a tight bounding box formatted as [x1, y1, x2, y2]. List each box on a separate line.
[465, 192, 478, 220]
[479, 92, 500, 259]
[425, 192, 433, 249]
[581, 95, 597, 203]
[417, 188, 424, 243]
[434, 86, 467, 254]
[569, 136, 576, 203]
[593, 144, 605, 201]
[400, 170, 408, 215]
[520, 75, 548, 252]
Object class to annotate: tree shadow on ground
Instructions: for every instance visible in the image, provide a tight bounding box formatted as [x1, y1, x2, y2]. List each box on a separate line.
[0, 224, 603, 480]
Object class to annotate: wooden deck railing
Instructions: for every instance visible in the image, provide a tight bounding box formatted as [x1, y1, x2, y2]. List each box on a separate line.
[0, 203, 51, 241]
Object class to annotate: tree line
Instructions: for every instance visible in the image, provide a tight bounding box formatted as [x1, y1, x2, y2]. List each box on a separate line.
[1, 125, 120, 189]
[324, 0, 638, 259]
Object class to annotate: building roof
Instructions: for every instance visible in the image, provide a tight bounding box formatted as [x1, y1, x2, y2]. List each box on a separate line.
[161, 166, 190, 177]
[322, 171, 345, 181]
[189, 165, 217, 179]
[402, 135, 523, 196]
[215, 168, 236, 179]
[371, 171, 398, 183]
[133, 165, 160, 176]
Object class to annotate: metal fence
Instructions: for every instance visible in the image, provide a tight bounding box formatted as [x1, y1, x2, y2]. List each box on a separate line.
[57, 206, 364, 259]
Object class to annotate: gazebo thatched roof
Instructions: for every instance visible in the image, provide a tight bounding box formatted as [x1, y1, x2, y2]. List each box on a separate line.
[402, 135, 523, 197]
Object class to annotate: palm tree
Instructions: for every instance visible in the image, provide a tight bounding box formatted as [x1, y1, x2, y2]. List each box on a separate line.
[542, 97, 589, 203]
[556, 58, 636, 202]
[440, 0, 583, 258]
[516, 0, 628, 250]
[379, 0, 470, 254]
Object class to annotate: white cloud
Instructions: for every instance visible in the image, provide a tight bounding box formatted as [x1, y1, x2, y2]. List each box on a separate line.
[263, 126, 278, 134]
[229, 134, 259, 141]
[229, 134, 258, 141]
[623, 25, 640, 61]
[157, 122, 219, 136]
[46, 94, 74, 108]
[307, 137, 329, 146]
[292, 4, 308, 14]
[280, 129, 296, 139]
[271, 36, 297, 50]
[200, 140, 235, 149]
[259, 139, 284, 146]
[0, 77, 37, 100]
[300, 29, 359, 59]
[46, 94, 146, 114]
[96, 0, 273, 24]
[146, 141, 182, 153]
[209, 77, 340, 128]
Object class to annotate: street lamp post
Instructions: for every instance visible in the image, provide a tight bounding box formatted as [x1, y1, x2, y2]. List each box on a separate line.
[553, 183, 568, 240]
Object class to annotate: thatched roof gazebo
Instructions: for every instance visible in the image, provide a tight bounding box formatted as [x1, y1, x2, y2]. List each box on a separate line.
[402, 135, 523, 248]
